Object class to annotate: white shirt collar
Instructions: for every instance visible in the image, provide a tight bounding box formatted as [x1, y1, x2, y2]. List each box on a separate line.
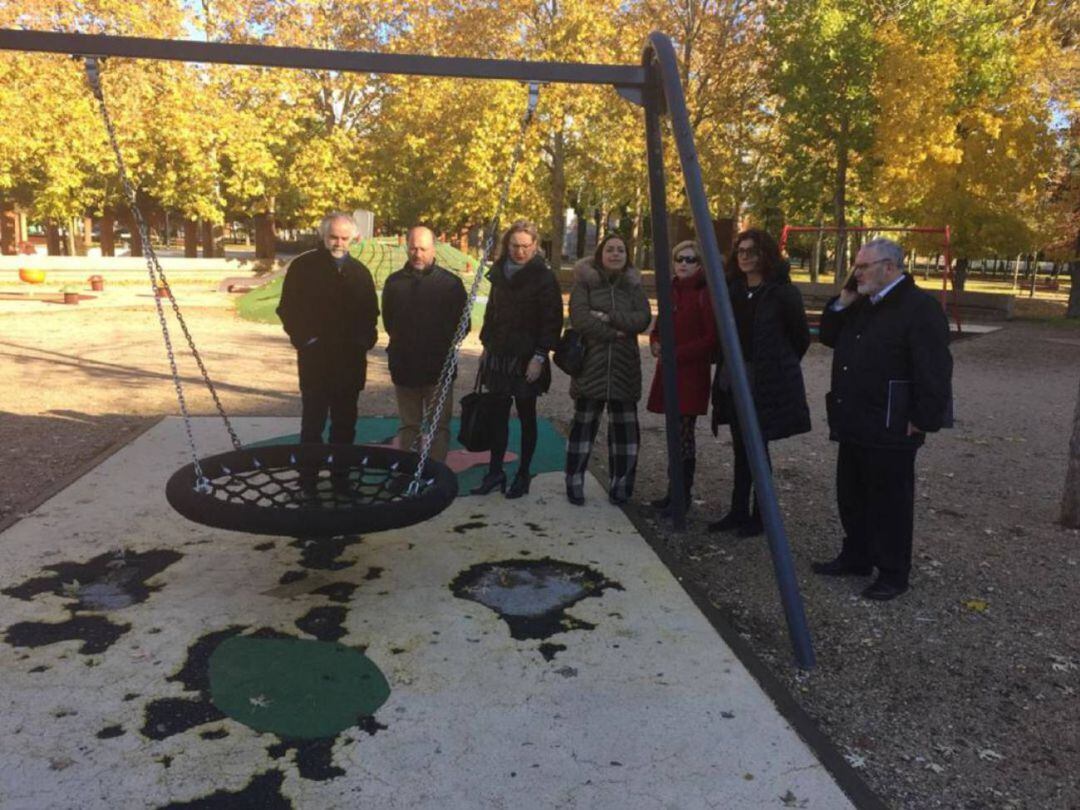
[871, 273, 906, 305]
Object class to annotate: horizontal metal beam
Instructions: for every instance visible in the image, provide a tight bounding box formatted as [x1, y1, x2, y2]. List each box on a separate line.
[0, 29, 645, 87]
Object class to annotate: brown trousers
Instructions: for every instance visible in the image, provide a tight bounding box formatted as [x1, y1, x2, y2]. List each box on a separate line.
[394, 381, 454, 462]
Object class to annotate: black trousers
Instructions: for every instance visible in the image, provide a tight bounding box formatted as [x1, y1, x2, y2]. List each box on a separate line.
[836, 442, 917, 584]
[729, 417, 771, 518]
[297, 344, 364, 445]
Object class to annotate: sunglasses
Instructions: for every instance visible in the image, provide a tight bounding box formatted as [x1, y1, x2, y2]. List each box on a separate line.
[674, 255, 699, 264]
[736, 247, 759, 258]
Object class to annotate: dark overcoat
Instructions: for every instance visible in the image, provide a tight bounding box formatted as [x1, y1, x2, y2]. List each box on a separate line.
[711, 273, 812, 441]
[819, 273, 953, 448]
[276, 246, 379, 390]
[478, 254, 564, 394]
[382, 262, 467, 387]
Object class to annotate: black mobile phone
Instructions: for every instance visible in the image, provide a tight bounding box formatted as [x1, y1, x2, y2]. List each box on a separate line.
[843, 267, 859, 292]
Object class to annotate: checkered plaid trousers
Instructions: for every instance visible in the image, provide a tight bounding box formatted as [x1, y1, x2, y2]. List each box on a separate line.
[565, 398, 640, 501]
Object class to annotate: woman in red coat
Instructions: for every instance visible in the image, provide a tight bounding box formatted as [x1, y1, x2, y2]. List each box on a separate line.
[646, 240, 718, 512]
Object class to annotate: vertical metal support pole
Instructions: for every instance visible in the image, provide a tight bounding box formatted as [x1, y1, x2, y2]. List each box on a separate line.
[643, 64, 686, 529]
[646, 32, 814, 669]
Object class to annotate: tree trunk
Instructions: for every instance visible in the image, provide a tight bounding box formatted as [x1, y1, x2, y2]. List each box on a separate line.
[549, 128, 566, 268]
[183, 219, 198, 258]
[631, 188, 644, 267]
[1062, 376, 1080, 527]
[201, 220, 215, 258]
[833, 118, 849, 288]
[811, 223, 823, 284]
[65, 218, 77, 256]
[953, 257, 968, 292]
[100, 212, 115, 257]
[81, 217, 93, 251]
[46, 221, 62, 255]
[0, 201, 16, 255]
[575, 206, 587, 259]
[126, 208, 143, 257]
[254, 212, 277, 260]
[1067, 260, 1080, 319]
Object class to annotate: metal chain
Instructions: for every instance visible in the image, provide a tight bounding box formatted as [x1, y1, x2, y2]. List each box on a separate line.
[409, 82, 541, 494]
[83, 57, 242, 487]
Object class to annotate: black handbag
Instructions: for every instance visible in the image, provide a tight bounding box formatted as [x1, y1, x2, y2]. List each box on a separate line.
[457, 374, 502, 452]
[553, 328, 585, 376]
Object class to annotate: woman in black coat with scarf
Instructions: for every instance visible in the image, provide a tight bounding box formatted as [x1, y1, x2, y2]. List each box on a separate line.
[473, 219, 564, 498]
[710, 228, 811, 536]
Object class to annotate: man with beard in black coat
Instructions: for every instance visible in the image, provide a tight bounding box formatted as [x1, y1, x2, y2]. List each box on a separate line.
[277, 212, 379, 451]
[816, 237, 953, 601]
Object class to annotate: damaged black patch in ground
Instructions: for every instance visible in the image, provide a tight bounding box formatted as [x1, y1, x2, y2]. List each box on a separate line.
[140, 626, 245, 740]
[450, 558, 622, 647]
[312, 582, 358, 603]
[156, 769, 292, 809]
[2, 549, 182, 609]
[295, 606, 348, 642]
[452, 521, 487, 534]
[267, 737, 344, 781]
[288, 535, 362, 570]
[6, 615, 131, 655]
[2, 549, 182, 655]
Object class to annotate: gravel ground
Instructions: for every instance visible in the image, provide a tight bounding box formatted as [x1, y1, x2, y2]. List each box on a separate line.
[1, 294, 1079, 809]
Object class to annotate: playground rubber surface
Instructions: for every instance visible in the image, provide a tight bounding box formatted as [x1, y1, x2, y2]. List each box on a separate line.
[0, 416, 854, 809]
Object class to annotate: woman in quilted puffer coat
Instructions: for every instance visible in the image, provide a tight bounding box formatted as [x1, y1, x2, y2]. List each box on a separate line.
[564, 234, 653, 505]
[709, 228, 811, 536]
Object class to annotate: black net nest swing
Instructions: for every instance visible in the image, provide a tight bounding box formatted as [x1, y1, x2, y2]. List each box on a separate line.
[84, 57, 539, 537]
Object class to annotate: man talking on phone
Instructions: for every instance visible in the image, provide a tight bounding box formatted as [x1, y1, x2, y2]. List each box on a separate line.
[815, 237, 953, 601]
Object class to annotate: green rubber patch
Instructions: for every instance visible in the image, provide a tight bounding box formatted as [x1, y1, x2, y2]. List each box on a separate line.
[208, 636, 390, 739]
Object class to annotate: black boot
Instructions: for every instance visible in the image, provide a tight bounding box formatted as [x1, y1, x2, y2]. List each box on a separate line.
[506, 470, 532, 499]
[736, 503, 764, 537]
[707, 511, 749, 533]
[652, 462, 695, 514]
[471, 469, 506, 495]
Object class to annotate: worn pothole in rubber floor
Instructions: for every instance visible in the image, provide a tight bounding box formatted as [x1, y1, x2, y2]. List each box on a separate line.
[450, 558, 622, 644]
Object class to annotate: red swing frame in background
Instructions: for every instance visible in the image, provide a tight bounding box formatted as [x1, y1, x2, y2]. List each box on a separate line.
[779, 225, 961, 332]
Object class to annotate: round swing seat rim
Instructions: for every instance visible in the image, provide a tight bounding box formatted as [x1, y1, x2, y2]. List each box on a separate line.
[165, 442, 459, 537]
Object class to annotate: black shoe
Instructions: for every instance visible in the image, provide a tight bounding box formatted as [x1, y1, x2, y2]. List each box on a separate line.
[471, 471, 506, 495]
[609, 493, 628, 506]
[657, 493, 693, 517]
[506, 471, 531, 499]
[811, 556, 873, 577]
[566, 489, 584, 506]
[650, 493, 671, 510]
[736, 516, 764, 537]
[861, 578, 909, 601]
[707, 512, 749, 533]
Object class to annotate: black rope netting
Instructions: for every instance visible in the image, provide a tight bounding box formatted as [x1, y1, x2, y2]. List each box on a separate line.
[166, 444, 458, 536]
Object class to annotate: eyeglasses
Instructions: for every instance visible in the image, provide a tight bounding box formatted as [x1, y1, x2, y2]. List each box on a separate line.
[852, 258, 890, 273]
[674, 255, 699, 264]
[736, 247, 759, 258]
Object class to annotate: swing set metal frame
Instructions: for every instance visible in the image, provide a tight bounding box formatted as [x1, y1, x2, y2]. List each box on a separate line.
[0, 27, 816, 670]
